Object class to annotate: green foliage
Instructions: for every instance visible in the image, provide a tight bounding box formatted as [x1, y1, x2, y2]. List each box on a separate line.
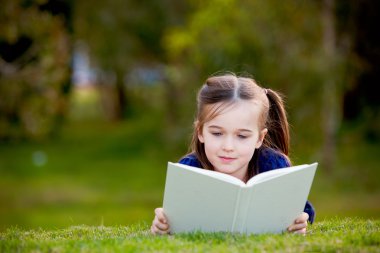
[73, 0, 187, 120]
[74, 0, 174, 67]
[1, 218, 379, 252]
[0, 0, 71, 141]
[163, 0, 342, 156]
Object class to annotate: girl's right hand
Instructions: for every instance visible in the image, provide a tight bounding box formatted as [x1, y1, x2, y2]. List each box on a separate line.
[151, 207, 170, 235]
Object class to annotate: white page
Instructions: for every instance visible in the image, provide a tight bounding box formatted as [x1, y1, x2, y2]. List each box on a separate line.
[244, 163, 317, 234]
[163, 162, 241, 233]
[246, 164, 314, 187]
[170, 162, 245, 187]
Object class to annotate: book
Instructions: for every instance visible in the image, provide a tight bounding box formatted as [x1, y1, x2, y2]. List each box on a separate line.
[162, 162, 317, 234]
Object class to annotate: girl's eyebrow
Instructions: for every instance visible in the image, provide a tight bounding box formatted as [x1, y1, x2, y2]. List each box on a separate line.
[208, 125, 253, 133]
[238, 129, 253, 133]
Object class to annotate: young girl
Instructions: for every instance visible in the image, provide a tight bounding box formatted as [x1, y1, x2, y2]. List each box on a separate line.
[151, 73, 315, 235]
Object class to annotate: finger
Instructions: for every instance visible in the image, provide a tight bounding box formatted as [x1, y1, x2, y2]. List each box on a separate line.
[295, 212, 309, 223]
[151, 224, 169, 235]
[153, 216, 169, 231]
[293, 227, 307, 235]
[151, 224, 165, 235]
[155, 208, 167, 223]
[150, 225, 156, 234]
[288, 221, 307, 232]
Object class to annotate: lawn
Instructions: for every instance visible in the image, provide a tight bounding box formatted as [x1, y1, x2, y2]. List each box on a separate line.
[1, 218, 379, 252]
[0, 117, 180, 231]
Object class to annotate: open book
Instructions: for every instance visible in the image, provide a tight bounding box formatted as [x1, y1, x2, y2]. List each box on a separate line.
[163, 162, 317, 234]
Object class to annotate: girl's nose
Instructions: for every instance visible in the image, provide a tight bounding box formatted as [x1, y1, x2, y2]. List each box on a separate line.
[222, 136, 234, 152]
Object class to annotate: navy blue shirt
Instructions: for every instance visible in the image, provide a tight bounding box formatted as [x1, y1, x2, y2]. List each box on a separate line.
[179, 148, 315, 223]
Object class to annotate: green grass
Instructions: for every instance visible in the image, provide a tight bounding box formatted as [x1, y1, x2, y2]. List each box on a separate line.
[0, 117, 180, 231]
[1, 217, 379, 252]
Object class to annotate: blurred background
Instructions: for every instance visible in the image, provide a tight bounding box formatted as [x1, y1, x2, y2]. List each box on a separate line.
[0, 0, 379, 231]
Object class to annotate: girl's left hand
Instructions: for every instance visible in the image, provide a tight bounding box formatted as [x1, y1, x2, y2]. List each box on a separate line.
[287, 212, 309, 234]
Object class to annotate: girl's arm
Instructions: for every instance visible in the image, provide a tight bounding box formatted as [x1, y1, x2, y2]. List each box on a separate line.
[287, 212, 309, 234]
[304, 201, 315, 223]
[151, 207, 170, 235]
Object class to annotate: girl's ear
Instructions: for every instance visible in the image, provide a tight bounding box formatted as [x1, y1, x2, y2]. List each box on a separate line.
[198, 127, 205, 143]
[255, 128, 268, 148]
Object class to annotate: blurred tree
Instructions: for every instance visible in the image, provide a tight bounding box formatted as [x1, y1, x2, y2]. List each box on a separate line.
[337, 0, 380, 141]
[164, 0, 380, 166]
[70, 0, 378, 158]
[0, 0, 72, 141]
[321, 0, 340, 170]
[164, 0, 331, 157]
[73, 0, 190, 120]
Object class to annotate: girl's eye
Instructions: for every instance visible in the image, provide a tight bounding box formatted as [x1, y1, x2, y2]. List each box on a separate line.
[238, 135, 248, 139]
[211, 132, 222, 136]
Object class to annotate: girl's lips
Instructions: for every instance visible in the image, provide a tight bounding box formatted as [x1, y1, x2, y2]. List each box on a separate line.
[219, 156, 236, 163]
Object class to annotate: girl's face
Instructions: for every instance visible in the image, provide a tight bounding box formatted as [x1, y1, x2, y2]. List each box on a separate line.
[198, 100, 267, 182]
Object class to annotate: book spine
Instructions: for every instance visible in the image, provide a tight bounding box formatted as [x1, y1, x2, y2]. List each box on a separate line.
[231, 188, 241, 231]
[231, 188, 251, 233]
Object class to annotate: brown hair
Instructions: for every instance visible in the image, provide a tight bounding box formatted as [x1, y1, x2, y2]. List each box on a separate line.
[187, 73, 290, 177]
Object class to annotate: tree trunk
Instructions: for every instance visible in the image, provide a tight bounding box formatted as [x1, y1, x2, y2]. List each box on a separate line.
[98, 68, 128, 121]
[322, 0, 339, 171]
[115, 68, 127, 120]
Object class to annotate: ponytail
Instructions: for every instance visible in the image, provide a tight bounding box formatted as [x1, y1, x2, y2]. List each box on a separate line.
[263, 89, 290, 156]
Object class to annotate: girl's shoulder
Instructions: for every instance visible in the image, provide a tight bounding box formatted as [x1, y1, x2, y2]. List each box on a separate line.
[258, 147, 291, 173]
[178, 153, 202, 168]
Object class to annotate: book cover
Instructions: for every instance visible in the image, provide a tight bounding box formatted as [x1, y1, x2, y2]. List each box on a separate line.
[163, 162, 317, 234]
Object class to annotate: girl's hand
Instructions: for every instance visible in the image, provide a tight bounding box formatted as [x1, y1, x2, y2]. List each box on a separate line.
[151, 207, 170, 235]
[287, 212, 309, 234]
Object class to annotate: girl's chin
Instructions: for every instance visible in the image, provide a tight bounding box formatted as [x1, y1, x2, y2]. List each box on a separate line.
[214, 166, 238, 175]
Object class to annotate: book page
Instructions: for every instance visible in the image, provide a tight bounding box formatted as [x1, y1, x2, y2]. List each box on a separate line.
[163, 162, 242, 233]
[243, 163, 317, 234]
[246, 164, 314, 187]
[169, 162, 245, 187]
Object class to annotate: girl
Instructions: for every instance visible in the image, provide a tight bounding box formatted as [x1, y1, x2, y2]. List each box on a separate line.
[151, 73, 315, 235]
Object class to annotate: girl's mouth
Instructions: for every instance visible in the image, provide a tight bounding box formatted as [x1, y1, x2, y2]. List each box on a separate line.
[219, 156, 236, 163]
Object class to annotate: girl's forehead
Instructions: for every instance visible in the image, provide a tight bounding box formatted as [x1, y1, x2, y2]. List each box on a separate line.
[205, 100, 261, 116]
[204, 100, 262, 129]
